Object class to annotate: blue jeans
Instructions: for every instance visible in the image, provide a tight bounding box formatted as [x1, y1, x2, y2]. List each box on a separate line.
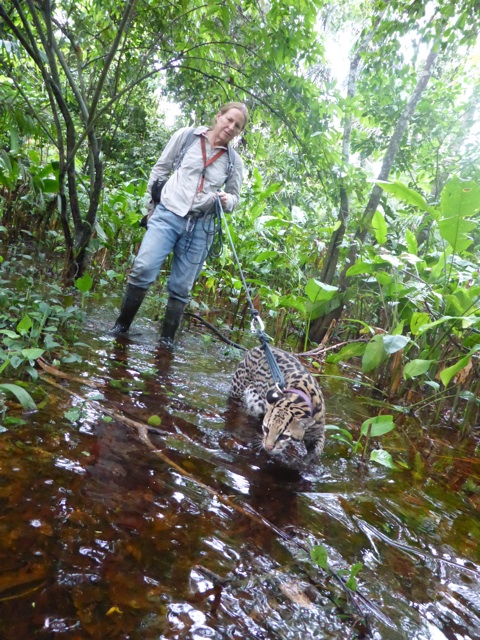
[128, 204, 215, 303]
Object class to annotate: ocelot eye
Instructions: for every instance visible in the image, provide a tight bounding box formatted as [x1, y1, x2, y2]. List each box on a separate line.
[266, 388, 282, 405]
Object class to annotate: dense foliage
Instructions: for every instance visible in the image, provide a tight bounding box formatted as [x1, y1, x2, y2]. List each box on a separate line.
[0, 0, 479, 436]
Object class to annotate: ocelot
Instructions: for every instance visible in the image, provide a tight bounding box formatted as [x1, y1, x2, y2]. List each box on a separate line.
[230, 346, 325, 461]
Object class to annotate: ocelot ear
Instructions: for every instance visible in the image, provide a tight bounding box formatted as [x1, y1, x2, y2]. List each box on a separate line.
[266, 388, 282, 405]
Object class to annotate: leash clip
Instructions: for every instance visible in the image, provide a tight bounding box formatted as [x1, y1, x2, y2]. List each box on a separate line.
[250, 315, 265, 333]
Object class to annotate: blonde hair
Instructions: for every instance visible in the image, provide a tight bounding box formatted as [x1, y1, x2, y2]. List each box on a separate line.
[216, 102, 249, 130]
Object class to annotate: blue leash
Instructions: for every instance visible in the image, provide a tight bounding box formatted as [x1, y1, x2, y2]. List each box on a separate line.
[215, 196, 285, 389]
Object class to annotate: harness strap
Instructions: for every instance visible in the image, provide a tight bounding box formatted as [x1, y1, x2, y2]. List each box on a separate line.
[284, 388, 314, 416]
[198, 136, 226, 193]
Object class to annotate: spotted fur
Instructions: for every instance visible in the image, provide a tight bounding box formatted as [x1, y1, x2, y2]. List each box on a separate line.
[230, 346, 325, 461]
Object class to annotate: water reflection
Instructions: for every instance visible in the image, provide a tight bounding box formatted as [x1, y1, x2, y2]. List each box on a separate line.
[0, 312, 478, 639]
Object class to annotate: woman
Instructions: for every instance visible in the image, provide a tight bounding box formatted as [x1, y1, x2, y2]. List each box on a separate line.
[111, 101, 248, 341]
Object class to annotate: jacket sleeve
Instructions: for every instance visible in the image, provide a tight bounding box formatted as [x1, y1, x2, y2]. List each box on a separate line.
[223, 151, 244, 212]
[147, 127, 192, 195]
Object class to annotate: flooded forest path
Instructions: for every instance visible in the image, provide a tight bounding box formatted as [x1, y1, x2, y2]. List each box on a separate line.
[0, 295, 479, 640]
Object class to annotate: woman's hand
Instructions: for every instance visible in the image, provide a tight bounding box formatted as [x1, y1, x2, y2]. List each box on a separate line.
[216, 190, 229, 209]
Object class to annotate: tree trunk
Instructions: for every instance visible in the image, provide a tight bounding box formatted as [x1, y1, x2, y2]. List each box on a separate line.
[2, 0, 136, 285]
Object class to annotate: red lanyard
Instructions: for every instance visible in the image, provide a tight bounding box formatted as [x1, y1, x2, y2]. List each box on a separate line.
[198, 135, 226, 193]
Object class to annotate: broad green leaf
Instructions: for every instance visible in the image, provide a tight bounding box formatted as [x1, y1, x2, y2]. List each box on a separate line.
[346, 261, 374, 277]
[361, 415, 395, 437]
[391, 321, 404, 336]
[325, 342, 365, 364]
[310, 544, 329, 570]
[404, 359, 434, 379]
[325, 425, 354, 441]
[253, 250, 280, 262]
[440, 177, 480, 218]
[375, 271, 392, 286]
[445, 288, 480, 316]
[410, 312, 430, 335]
[438, 215, 476, 253]
[370, 449, 397, 469]
[440, 356, 470, 386]
[362, 334, 387, 373]
[439, 346, 480, 386]
[0, 383, 36, 411]
[377, 253, 402, 268]
[16, 314, 33, 335]
[382, 334, 409, 354]
[305, 279, 338, 303]
[21, 348, 45, 360]
[417, 315, 455, 333]
[372, 209, 388, 244]
[75, 273, 93, 294]
[64, 408, 81, 422]
[0, 329, 20, 339]
[376, 180, 434, 214]
[279, 294, 306, 315]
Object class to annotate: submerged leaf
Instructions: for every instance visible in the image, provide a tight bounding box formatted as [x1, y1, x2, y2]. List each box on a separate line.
[0, 383, 37, 411]
[310, 544, 329, 570]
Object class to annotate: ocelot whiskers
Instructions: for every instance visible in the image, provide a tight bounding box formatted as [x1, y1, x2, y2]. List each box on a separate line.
[230, 346, 325, 462]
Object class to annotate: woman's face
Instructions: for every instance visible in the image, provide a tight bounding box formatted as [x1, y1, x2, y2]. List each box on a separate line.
[212, 108, 246, 145]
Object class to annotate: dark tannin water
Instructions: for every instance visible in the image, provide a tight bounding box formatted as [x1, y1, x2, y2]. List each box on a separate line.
[0, 308, 479, 639]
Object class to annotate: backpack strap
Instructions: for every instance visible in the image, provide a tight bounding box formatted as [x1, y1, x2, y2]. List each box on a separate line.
[172, 127, 198, 171]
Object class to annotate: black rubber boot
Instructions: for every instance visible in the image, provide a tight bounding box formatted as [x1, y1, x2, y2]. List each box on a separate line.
[160, 297, 187, 342]
[111, 283, 148, 334]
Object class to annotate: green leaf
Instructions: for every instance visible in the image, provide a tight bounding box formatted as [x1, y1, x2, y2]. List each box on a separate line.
[16, 314, 33, 335]
[21, 348, 45, 360]
[362, 334, 387, 373]
[438, 215, 476, 253]
[0, 329, 20, 339]
[345, 261, 374, 277]
[360, 415, 395, 437]
[147, 415, 162, 427]
[405, 229, 418, 255]
[376, 180, 434, 214]
[404, 359, 434, 379]
[75, 273, 93, 294]
[325, 342, 365, 364]
[439, 346, 480, 386]
[345, 562, 363, 591]
[410, 312, 430, 335]
[440, 177, 480, 218]
[305, 279, 338, 303]
[0, 383, 37, 411]
[372, 209, 388, 244]
[370, 449, 397, 469]
[310, 544, 329, 570]
[64, 408, 81, 422]
[382, 334, 409, 354]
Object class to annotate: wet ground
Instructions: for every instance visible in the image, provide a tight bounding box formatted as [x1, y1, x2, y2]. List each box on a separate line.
[0, 305, 479, 639]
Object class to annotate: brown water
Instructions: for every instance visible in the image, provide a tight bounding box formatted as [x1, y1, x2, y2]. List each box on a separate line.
[0, 306, 479, 639]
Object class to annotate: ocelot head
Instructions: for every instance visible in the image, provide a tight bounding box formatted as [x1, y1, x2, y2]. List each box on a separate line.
[261, 388, 316, 455]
